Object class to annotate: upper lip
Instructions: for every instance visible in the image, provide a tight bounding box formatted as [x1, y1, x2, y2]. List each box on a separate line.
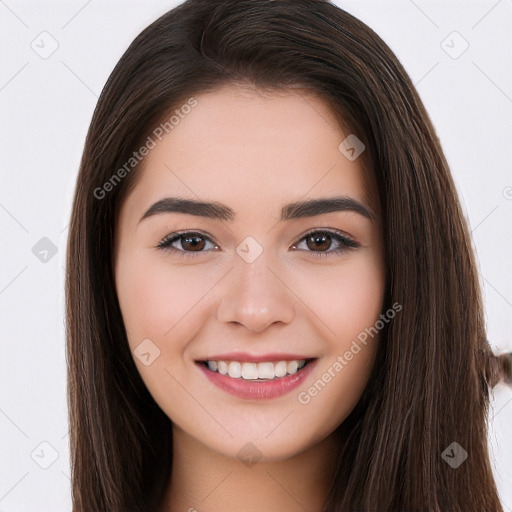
[197, 352, 315, 363]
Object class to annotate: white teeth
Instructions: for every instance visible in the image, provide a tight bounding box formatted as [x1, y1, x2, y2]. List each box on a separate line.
[205, 359, 307, 380]
[217, 360, 228, 375]
[287, 360, 299, 374]
[274, 361, 287, 378]
[228, 361, 242, 378]
[257, 362, 275, 379]
[241, 362, 259, 380]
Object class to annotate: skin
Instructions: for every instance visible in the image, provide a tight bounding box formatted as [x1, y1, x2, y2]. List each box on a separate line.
[114, 83, 386, 511]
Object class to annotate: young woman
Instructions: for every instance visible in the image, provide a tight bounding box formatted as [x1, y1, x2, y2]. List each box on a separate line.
[65, 1, 512, 510]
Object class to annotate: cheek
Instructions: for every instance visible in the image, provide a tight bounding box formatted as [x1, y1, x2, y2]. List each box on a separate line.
[116, 249, 208, 344]
[296, 250, 385, 348]
[290, 251, 384, 422]
[115, 250, 211, 408]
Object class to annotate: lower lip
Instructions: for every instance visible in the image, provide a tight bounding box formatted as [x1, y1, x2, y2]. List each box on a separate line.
[197, 360, 317, 400]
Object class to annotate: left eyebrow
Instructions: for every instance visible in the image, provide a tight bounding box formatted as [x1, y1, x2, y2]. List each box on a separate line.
[139, 195, 375, 223]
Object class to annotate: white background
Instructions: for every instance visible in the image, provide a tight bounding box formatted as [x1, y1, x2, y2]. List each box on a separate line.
[0, 1, 511, 510]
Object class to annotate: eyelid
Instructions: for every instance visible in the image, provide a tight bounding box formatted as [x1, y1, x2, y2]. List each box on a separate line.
[291, 227, 358, 247]
[156, 230, 218, 252]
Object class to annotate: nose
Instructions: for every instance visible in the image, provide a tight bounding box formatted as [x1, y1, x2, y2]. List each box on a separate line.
[216, 250, 296, 333]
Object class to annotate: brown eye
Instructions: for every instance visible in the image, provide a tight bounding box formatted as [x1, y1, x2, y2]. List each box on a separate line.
[292, 229, 359, 258]
[180, 234, 206, 251]
[305, 232, 332, 252]
[157, 231, 217, 256]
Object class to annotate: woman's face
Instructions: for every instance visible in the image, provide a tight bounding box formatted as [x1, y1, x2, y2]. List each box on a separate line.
[115, 83, 386, 461]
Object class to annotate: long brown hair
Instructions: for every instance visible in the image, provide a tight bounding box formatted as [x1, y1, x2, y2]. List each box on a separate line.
[65, 1, 511, 510]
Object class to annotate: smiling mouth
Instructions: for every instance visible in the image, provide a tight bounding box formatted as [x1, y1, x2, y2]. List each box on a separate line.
[198, 358, 315, 381]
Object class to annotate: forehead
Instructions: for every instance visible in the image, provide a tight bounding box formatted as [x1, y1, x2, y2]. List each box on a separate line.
[122, 83, 377, 220]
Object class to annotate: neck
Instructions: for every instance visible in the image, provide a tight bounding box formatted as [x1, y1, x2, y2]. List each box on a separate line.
[159, 425, 342, 511]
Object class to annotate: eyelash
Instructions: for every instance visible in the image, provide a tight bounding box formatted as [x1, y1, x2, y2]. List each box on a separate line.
[156, 229, 359, 259]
